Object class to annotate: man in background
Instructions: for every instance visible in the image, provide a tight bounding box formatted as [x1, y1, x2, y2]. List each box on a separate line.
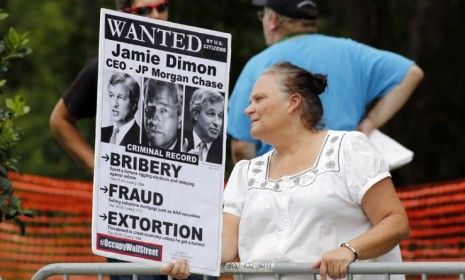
[228, 0, 424, 163]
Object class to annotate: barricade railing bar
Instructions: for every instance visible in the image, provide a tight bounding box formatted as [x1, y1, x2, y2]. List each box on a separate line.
[30, 263, 210, 280]
[31, 262, 465, 280]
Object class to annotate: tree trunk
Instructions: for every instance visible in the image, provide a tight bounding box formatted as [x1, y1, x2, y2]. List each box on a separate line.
[346, 0, 394, 49]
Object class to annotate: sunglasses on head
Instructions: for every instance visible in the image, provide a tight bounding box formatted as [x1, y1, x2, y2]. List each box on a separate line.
[125, 0, 169, 16]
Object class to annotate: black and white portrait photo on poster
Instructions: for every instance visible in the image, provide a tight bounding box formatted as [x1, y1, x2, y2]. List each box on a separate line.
[100, 71, 142, 146]
[141, 78, 184, 152]
[182, 87, 224, 165]
[93, 9, 231, 276]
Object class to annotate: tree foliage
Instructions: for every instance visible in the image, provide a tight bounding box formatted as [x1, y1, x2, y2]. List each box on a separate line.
[0, 1, 464, 186]
[0, 9, 35, 235]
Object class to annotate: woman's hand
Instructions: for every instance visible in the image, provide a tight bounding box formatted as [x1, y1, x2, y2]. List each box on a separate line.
[160, 259, 190, 280]
[312, 247, 355, 280]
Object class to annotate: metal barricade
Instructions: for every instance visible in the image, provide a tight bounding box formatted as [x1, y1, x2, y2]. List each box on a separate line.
[31, 263, 210, 280]
[31, 262, 465, 280]
[223, 262, 465, 279]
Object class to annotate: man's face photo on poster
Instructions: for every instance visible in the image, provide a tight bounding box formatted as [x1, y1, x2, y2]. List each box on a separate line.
[183, 87, 225, 164]
[143, 78, 183, 150]
[101, 71, 141, 145]
[109, 80, 136, 125]
[194, 96, 223, 143]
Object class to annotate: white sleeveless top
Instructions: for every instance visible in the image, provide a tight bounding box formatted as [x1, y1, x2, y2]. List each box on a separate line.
[223, 130, 404, 280]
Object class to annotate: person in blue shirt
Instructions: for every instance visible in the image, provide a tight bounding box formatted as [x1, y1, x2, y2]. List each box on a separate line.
[228, 0, 424, 163]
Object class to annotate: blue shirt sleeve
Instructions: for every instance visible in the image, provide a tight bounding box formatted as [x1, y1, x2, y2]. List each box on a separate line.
[356, 41, 414, 102]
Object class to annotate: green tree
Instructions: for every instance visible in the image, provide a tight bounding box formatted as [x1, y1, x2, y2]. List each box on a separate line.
[0, 9, 34, 234]
[1, 1, 464, 185]
[1, 0, 114, 179]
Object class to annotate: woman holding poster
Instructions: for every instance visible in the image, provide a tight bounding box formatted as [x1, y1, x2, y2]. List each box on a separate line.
[221, 62, 410, 280]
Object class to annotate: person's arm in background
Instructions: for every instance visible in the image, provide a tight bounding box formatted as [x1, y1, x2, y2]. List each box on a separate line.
[231, 139, 256, 163]
[358, 64, 424, 135]
[50, 99, 94, 173]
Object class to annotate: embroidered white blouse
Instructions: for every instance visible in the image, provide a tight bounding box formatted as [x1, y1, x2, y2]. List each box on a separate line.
[223, 130, 404, 280]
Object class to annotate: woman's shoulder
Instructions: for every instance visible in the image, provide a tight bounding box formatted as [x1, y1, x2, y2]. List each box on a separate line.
[332, 130, 385, 165]
[233, 150, 272, 170]
[328, 130, 368, 143]
[342, 130, 371, 145]
[233, 159, 251, 170]
[325, 130, 375, 158]
[230, 151, 273, 182]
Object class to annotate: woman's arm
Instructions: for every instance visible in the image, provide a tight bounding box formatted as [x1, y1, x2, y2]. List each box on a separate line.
[314, 177, 410, 279]
[222, 212, 240, 263]
[348, 177, 410, 258]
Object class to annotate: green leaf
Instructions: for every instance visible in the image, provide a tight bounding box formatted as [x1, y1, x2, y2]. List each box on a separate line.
[0, 12, 8, 21]
[7, 28, 20, 48]
[22, 209, 36, 218]
[9, 196, 21, 208]
[0, 10, 32, 236]
[0, 63, 8, 74]
[0, 165, 7, 177]
[7, 164, 19, 173]
[5, 96, 29, 117]
[0, 178, 12, 194]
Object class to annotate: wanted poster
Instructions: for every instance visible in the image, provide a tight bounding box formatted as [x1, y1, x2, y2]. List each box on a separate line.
[91, 9, 231, 277]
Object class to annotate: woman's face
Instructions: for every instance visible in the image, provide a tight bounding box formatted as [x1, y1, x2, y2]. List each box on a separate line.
[245, 73, 290, 140]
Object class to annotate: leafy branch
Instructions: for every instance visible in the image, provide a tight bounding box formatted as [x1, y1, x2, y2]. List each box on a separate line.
[0, 9, 35, 235]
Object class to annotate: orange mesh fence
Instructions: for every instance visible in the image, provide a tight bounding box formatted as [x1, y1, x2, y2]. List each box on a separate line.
[0, 173, 106, 280]
[398, 179, 465, 260]
[398, 179, 465, 280]
[1, 173, 465, 279]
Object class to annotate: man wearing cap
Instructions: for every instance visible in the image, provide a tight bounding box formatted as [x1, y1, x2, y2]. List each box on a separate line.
[228, 0, 424, 163]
